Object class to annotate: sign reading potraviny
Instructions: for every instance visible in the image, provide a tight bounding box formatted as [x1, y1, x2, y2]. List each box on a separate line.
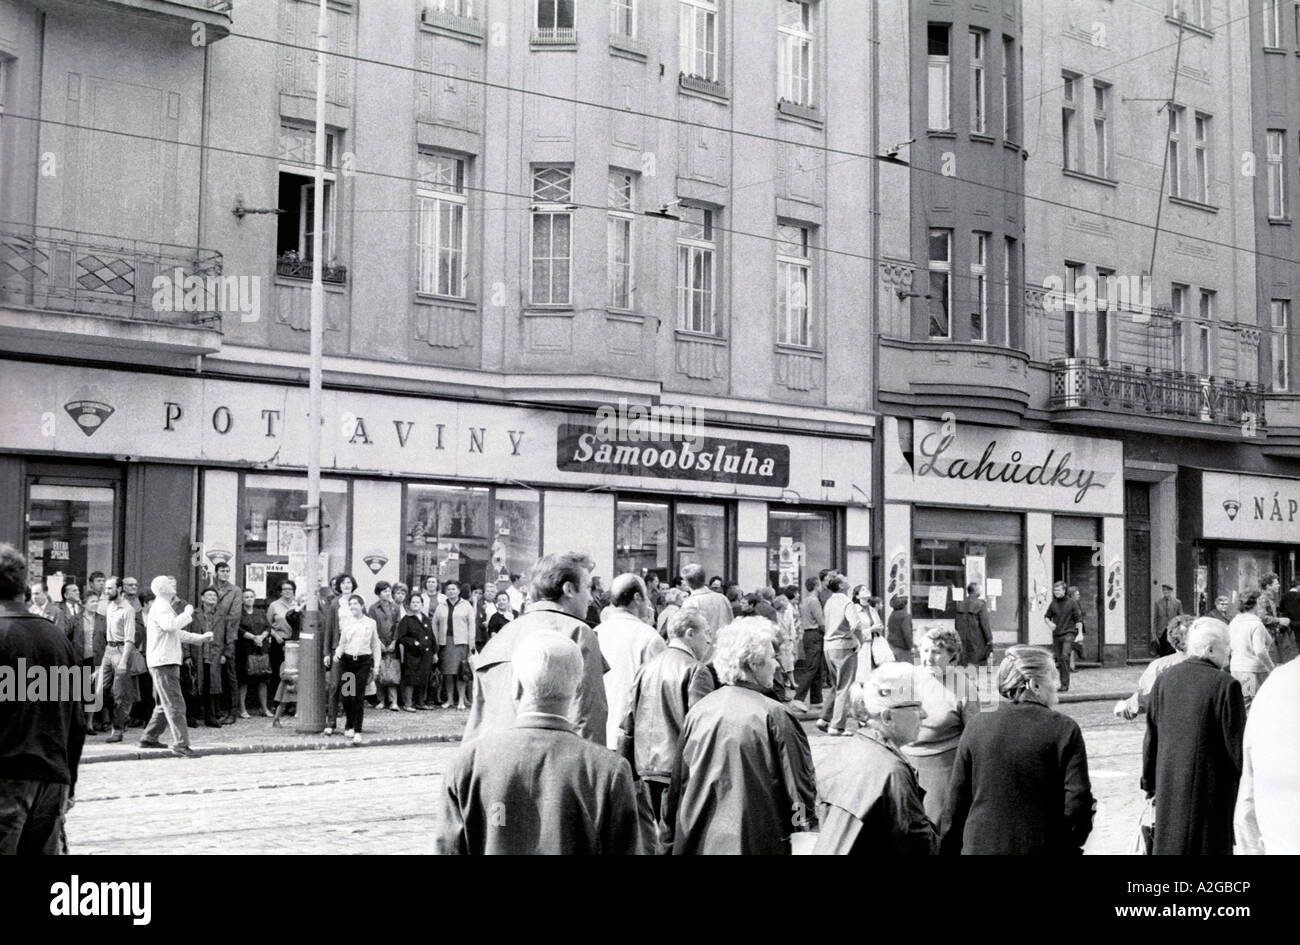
[884, 418, 1123, 516]
[557, 422, 791, 487]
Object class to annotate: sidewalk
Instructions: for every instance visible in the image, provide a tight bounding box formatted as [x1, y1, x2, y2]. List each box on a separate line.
[81, 707, 471, 765]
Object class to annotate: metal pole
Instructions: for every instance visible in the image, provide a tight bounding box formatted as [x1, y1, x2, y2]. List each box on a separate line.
[296, 0, 329, 732]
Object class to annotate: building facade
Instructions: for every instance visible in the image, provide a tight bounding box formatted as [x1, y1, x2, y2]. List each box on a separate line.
[0, 0, 877, 602]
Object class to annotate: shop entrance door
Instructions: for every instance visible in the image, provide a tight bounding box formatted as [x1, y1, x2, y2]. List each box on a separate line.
[1055, 546, 1102, 663]
[1125, 482, 1152, 660]
[25, 466, 121, 595]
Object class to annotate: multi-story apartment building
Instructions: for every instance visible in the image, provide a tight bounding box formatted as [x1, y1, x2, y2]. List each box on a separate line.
[0, 0, 876, 602]
[879, 0, 1300, 665]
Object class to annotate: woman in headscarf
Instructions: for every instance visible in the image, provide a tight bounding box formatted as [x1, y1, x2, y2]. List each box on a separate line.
[940, 646, 1094, 854]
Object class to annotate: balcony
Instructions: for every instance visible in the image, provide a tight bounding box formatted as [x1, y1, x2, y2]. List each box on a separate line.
[878, 337, 1031, 426]
[530, 27, 577, 46]
[0, 224, 225, 358]
[276, 253, 348, 286]
[1049, 358, 1266, 439]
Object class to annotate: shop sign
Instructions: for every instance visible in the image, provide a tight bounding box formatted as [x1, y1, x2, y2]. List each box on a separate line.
[556, 423, 790, 487]
[884, 418, 1123, 516]
[1202, 472, 1300, 543]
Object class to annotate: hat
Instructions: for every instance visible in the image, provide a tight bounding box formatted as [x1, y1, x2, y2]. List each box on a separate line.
[862, 663, 922, 715]
[1161, 583, 1174, 591]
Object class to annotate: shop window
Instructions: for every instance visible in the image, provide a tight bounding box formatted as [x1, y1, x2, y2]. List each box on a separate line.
[404, 485, 491, 592]
[767, 506, 836, 589]
[1214, 547, 1280, 612]
[675, 502, 727, 582]
[911, 508, 1022, 639]
[241, 475, 349, 597]
[616, 497, 729, 583]
[492, 489, 542, 584]
[616, 499, 670, 579]
[26, 484, 116, 592]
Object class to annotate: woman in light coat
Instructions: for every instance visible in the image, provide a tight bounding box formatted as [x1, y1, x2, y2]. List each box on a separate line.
[1228, 590, 1275, 711]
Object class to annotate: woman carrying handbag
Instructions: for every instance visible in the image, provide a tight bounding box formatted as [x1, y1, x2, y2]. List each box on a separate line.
[238, 589, 273, 718]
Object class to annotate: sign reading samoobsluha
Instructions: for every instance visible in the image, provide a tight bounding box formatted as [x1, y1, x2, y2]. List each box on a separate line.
[557, 423, 791, 487]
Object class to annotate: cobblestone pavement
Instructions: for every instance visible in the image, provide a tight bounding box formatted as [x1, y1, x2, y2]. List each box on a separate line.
[66, 701, 1146, 855]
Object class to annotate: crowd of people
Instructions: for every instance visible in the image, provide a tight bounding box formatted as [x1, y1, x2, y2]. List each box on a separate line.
[3, 535, 1298, 855]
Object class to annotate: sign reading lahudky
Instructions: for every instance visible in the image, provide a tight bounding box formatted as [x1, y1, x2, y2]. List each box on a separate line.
[1202, 471, 1300, 543]
[884, 418, 1123, 516]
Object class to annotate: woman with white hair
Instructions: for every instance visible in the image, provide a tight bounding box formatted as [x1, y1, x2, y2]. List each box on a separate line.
[661, 617, 818, 855]
[939, 645, 1094, 854]
[813, 662, 936, 854]
[1228, 590, 1275, 711]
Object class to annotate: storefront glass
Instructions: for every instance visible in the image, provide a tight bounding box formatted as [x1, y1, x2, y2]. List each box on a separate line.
[26, 484, 115, 592]
[1212, 546, 1281, 611]
[404, 485, 491, 590]
[911, 508, 1022, 638]
[493, 488, 542, 582]
[767, 507, 836, 590]
[616, 499, 670, 579]
[675, 502, 727, 581]
[242, 474, 349, 596]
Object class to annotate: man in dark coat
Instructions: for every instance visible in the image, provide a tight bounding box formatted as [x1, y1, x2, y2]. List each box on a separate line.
[464, 552, 608, 745]
[0, 544, 86, 854]
[954, 583, 993, 667]
[438, 632, 639, 855]
[1152, 584, 1182, 656]
[1045, 581, 1083, 692]
[1142, 618, 1245, 855]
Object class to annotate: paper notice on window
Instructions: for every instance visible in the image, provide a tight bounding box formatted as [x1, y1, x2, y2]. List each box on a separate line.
[952, 587, 965, 602]
[989, 596, 997, 611]
[47, 572, 65, 603]
[986, 578, 1003, 597]
[927, 585, 948, 611]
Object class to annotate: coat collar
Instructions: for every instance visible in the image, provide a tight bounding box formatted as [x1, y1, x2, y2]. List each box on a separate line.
[514, 712, 576, 734]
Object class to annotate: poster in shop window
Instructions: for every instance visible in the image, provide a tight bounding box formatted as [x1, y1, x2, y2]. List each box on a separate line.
[965, 555, 987, 597]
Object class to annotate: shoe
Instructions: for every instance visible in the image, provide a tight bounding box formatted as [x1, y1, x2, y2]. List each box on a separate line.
[239, 711, 251, 719]
[829, 728, 849, 737]
[205, 721, 223, 728]
[221, 717, 238, 726]
[816, 720, 830, 733]
[456, 702, 468, 711]
[171, 745, 196, 758]
[789, 700, 809, 713]
[344, 728, 355, 738]
[106, 731, 124, 743]
[138, 739, 167, 749]
[441, 700, 452, 709]
[402, 706, 417, 713]
[352, 733, 362, 745]
[261, 709, 274, 718]
[1059, 686, 1070, 693]
[322, 727, 334, 736]
[388, 705, 400, 712]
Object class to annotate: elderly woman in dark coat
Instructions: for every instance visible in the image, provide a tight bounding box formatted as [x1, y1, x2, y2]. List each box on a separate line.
[940, 645, 1094, 854]
[396, 591, 437, 711]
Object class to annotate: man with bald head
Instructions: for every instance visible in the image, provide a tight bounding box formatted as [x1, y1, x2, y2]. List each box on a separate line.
[595, 574, 667, 749]
[437, 632, 640, 855]
[1142, 618, 1245, 855]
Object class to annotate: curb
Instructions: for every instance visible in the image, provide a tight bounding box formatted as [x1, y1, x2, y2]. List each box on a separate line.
[80, 732, 464, 765]
[792, 689, 1130, 722]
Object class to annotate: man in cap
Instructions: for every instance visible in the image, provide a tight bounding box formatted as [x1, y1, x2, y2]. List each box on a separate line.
[1152, 583, 1182, 657]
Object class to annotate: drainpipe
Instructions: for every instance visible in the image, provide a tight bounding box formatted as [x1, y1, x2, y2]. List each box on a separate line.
[869, 0, 884, 597]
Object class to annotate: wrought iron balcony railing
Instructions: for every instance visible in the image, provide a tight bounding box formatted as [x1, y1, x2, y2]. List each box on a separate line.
[1049, 358, 1266, 431]
[276, 253, 348, 285]
[0, 223, 224, 326]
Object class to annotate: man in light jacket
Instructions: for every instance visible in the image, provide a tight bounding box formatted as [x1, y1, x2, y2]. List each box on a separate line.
[677, 563, 733, 635]
[594, 574, 666, 750]
[462, 552, 609, 745]
[140, 575, 212, 758]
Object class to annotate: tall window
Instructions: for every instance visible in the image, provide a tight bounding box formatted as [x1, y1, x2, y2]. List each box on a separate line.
[1092, 81, 1110, 177]
[778, 1, 813, 106]
[1096, 267, 1115, 363]
[1273, 299, 1291, 391]
[777, 224, 812, 346]
[1265, 0, 1282, 46]
[1170, 0, 1210, 29]
[928, 24, 951, 131]
[610, 0, 635, 38]
[1064, 262, 1082, 358]
[1166, 106, 1184, 197]
[1171, 284, 1187, 370]
[1003, 236, 1016, 346]
[1002, 36, 1016, 140]
[416, 152, 467, 298]
[1194, 113, 1210, 203]
[530, 166, 572, 306]
[1062, 73, 1079, 171]
[607, 169, 635, 310]
[970, 232, 988, 341]
[970, 29, 986, 133]
[927, 229, 952, 339]
[1198, 290, 1214, 374]
[1267, 130, 1285, 218]
[677, 206, 716, 333]
[536, 0, 574, 30]
[680, 0, 718, 81]
[277, 123, 338, 268]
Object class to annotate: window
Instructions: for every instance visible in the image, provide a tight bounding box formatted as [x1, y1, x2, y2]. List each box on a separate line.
[1170, 0, 1210, 29]
[680, 0, 718, 81]
[1199, 289, 1215, 375]
[778, 1, 813, 106]
[1001, 36, 1015, 140]
[768, 507, 837, 590]
[617, 499, 730, 583]
[26, 483, 116, 597]
[970, 232, 988, 341]
[1062, 73, 1079, 171]
[536, 0, 574, 30]
[404, 485, 491, 590]
[1171, 284, 1187, 370]
[928, 24, 951, 131]
[416, 152, 467, 298]
[970, 29, 986, 134]
[1096, 267, 1116, 362]
[1273, 299, 1291, 391]
[1092, 81, 1110, 178]
[911, 508, 1021, 640]
[242, 474, 349, 594]
[927, 229, 952, 339]
[1166, 106, 1184, 198]
[530, 166, 572, 305]
[1003, 236, 1016, 346]
[607, 169, 635, 310]
[430, 0, 476, 15]
[1265, 0, 1282, 46]
[610, 0, 635, 38]
[777, 224, 812, 346]
[1194, 113, 1211, 203]
[1064, 262, 1082, 357]
[1267, 130, 1285, 217]
[277, 123, 340, 276]
[677, 206, 716, 333]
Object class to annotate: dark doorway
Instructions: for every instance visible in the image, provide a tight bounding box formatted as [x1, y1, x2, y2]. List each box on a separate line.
[1055, 545, 1102, 663]
[1125, 482, 1152, 660]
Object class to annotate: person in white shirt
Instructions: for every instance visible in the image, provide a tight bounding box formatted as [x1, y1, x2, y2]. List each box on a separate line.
[818, 575, 859, 736]
[677, 563, 733, 636]
[506, 573, 526, 614]
[1228, 591, 1276, 711]
[1235, 658, 1300, 854]
[332, 594, 382, 744]
[140, 575, 212, 757]
[595, 574, 667, 749]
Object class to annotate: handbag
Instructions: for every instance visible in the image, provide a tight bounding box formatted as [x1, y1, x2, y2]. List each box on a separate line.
[378, 654, 402, 687]
[246, 652, 272, 677]
[870, 633, 895, 668]
[1129, 798, 1155, 855]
